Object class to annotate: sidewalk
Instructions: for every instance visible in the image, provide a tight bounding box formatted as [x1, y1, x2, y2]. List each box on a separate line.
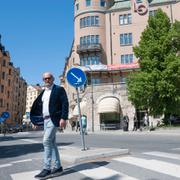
[63, 127, 180, 136]
[59, 146, 129, 165]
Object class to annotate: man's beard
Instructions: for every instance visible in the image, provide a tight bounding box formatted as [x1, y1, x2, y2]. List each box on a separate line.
[44, 82, 51, 87]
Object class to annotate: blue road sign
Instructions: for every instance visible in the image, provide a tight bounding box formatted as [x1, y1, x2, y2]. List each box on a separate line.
[0, 112, 10, 122]
[1, 112, 10, 119]
[66, 67, 87, 88]
[0, 117, 5, 123]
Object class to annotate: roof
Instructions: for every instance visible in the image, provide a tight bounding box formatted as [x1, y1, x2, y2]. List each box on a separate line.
[109, 0, 179, 11]
[109, 0, 131, 11]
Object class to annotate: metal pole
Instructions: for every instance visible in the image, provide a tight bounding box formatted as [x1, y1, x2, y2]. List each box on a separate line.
[76, 87, 86, 150]
[90, 70, 94, 132]
[170, 3, 173, 24]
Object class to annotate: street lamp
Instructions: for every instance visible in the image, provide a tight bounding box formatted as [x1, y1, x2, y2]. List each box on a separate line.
[169, 2, 173, 23]
[85, 65, 94, 132]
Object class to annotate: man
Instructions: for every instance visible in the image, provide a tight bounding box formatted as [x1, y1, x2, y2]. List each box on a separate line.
[143, 113, 149, 127]
[30, 72, 69, 179]
[133, 113, 138, 131]
[123, 114, 129, 131]
[81, 115, 87, 135]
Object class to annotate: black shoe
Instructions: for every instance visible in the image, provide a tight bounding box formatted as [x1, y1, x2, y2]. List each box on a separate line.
[35, 169, 51, 179]
[51, 166, 63, 177]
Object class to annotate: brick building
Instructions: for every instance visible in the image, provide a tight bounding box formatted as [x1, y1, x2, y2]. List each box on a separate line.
[0, 35, 27, 128]
[61, 0, 180, 131]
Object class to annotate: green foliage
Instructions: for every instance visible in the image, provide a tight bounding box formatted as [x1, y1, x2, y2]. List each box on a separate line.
[127, 9, 180, 117]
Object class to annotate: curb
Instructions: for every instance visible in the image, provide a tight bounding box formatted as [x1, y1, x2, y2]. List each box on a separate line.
[60, 146, 129, 164]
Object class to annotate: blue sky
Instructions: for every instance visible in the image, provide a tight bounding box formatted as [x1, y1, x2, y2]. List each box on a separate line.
[0, 0, 74, 85]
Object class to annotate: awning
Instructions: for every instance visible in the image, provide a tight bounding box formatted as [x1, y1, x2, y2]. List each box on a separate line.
[107, 63, 139, 70]
[98, 98, 120, 113]
[73, 101, 87, 116]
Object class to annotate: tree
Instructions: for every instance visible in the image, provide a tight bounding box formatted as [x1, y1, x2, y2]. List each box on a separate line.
[127, 9, 180, 121]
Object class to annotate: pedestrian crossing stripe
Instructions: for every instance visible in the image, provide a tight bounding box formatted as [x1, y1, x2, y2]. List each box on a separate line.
[113, 156, 180, 178]
[73, 162, 138, 180]
[7, 150, 180, 180]
[21, 139, 40, 144]
[143, 151, 180, 160]
[11, 170, 52, 180]
[0, 164, 12, 168]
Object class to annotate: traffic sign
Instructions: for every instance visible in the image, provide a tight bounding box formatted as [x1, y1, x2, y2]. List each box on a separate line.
[0, 112, 10, 122]
[66, 67, 87, 88]
[1, 112, 10, 119]
[0, 117, 5, 123]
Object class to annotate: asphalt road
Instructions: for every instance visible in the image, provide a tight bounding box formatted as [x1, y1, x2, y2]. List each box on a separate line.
[0, 130, 180, 180]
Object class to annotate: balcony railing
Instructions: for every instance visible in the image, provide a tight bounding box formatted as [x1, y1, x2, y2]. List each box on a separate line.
[77, 43, 102, 54]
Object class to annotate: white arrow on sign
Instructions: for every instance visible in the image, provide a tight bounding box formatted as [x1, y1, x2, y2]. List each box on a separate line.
[70, 72, 82, 83]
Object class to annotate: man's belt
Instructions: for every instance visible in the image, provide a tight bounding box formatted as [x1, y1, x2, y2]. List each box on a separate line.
[43, 115, 50, 120]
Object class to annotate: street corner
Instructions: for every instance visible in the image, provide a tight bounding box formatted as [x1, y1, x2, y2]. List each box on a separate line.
[59, 146, 129, 165]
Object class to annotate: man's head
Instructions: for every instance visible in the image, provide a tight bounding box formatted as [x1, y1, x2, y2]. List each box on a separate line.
[42, 72, 54, 87]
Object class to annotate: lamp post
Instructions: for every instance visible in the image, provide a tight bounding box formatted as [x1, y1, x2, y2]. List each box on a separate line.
[86, 65, 94, 132]
[169, 3, 173, 24]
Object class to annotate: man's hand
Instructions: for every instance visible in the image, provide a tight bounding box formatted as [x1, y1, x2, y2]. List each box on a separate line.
[32, 124, 38, 130]
[59, 119, 66, 128]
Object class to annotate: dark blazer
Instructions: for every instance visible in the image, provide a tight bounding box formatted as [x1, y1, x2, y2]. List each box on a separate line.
[30, 84, 69, 127]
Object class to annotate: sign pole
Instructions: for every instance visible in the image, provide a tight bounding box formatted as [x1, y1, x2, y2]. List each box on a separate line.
[76, 87, 86, 151]
[66, 67, 87, 151]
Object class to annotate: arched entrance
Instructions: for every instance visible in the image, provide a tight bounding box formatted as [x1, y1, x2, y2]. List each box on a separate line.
[98, 97, 122, 130]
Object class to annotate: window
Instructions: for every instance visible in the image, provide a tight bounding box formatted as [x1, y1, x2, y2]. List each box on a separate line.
[87, 56, 91, 65]
[120, 33, 132, 46]
[95, 16, 99, 26]
[87, 35, 90, 45]
[86, 0, 91, 6]
[8, 79, 11, 86]
[80, 19, 83, 28]
[0, 99, 3, 107]
[2, 72, 5, 80]
[80, 55, 100, 66]
[119, 14, 132, 25]
[136, 0, 142, 3]
[91, 16, 95, 26]
[80, 16, 99, 28]
[92, 78, 101, 84]
[120, 76, 126, 84]
[121, 54, 133, 64]
[80, 35, 100, 45]
[76, 3, 79, 11]
[149, 10, 157, 17]
[100, 0, 106, 7]
[7, 103, 9, 110]
[9, 69, 11, 75]
[95, 35, 99, 44]
[1, 85, 4, 93]
[91, 35, 95, 44]
[2, 59, 6, 66]
[87, 16, 91, 26]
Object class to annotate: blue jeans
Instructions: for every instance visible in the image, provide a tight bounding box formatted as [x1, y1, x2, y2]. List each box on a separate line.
[43, 119, 61, 170]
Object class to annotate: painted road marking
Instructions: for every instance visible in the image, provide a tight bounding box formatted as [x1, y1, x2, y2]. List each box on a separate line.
[143, 151, 180, 160]
[73, 163, 138, 180]
[0, 164, 12, 168]
[21, 139, 40, 143]
[11, 159, 32, 164]
[114, 156, 180, 178]
[11, 170, 51, 180]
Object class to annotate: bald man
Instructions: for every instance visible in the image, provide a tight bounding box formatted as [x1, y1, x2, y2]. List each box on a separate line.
[30, 72, 69, 179]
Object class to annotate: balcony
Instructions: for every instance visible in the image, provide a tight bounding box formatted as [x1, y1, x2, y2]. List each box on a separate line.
[77, 43, 102, 54]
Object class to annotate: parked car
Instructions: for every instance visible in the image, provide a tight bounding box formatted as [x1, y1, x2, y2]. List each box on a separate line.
[170, 115, 180, 125]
